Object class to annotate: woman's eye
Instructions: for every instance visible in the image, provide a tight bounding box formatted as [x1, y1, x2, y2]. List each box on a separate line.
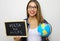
[28, 6, 37, 9]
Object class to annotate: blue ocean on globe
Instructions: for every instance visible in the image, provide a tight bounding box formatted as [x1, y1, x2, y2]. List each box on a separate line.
[38, 23, 51, 37]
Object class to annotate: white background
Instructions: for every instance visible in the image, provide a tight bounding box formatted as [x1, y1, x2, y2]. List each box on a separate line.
[0, 0, 60, 41]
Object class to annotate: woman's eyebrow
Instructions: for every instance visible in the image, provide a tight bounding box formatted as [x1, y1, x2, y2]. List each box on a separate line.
[28, 5, 37, 7]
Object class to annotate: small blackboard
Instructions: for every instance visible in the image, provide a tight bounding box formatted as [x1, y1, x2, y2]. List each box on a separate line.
[4, 20, 27, 37]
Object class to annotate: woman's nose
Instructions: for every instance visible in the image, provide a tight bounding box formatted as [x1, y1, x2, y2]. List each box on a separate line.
[31, 8, 34, 10]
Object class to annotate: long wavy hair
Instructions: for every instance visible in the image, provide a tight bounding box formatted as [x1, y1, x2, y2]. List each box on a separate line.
[26, 0, 44, 25]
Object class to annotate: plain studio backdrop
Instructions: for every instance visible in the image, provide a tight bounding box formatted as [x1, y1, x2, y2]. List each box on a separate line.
[0, 0, 60, 41]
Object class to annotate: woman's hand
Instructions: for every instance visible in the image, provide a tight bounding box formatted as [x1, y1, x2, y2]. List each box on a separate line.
[46, 37, 49, 41]
[14, 36, 21, 41]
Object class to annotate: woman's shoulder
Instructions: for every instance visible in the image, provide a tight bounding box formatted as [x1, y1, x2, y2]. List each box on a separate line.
[41, 19, 52, 27]
[41, 19, 49, 24]
[24, 18, 29, 26]
[24, 18, 28, 20]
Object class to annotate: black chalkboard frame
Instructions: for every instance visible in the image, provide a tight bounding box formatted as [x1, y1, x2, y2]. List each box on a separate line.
[4, 20, 28, 37]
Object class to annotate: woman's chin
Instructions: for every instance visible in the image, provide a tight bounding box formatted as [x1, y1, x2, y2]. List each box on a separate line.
[29, 15, 36, 17]
[29, 13, 36, 17]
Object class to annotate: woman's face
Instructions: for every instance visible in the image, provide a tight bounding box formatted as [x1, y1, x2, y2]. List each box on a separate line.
[28, 2, 37, 17]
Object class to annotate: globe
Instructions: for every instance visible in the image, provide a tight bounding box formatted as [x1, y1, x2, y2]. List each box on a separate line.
[38, 23, 52, 37]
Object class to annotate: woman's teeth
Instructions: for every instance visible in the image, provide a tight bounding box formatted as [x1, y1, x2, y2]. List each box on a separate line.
[30, 10, 35, 14]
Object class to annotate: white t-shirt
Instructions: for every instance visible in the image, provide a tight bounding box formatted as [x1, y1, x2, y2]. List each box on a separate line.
[27, 27, 41, 41]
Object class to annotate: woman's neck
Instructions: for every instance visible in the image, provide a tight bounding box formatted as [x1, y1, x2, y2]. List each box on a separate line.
[29, 16, 36, 20]
[28, 16, 38, 29]
[28, 16, 38, 24]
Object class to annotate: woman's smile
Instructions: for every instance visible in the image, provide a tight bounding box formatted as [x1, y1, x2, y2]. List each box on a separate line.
[30, 10, 35, 14]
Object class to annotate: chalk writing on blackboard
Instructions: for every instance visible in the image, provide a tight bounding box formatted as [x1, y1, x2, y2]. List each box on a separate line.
[4, 20, 27, 37]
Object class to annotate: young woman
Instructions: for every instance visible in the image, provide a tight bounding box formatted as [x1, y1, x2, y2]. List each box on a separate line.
[14, 0, 50, 41]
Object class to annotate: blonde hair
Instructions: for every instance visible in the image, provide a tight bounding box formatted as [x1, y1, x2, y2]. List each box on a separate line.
[26, 0, 44, 25]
